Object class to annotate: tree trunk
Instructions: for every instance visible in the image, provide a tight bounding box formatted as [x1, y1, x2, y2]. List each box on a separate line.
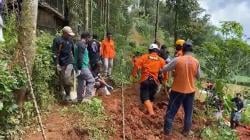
[103, 0, 107, 37]
[174, 0, 179, 44]
[85, 0, 89, 31]
[15, 0, 38, 72]
[106, 0, 109, 32]
[154, 0, 160, 42]
[90, 0, 93, 34]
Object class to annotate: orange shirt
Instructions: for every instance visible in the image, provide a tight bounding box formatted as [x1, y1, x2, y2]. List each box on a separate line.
[163, 54, 200, 94]
[101, 38, 116, 58]
[132, 53, 165, 83]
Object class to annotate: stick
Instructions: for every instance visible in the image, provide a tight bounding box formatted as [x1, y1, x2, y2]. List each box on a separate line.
[121, 82, 125, 140]
[21, 50, 47, 140]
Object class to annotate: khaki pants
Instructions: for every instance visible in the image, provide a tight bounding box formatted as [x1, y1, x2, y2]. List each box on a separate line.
[59, 64, 74, 96]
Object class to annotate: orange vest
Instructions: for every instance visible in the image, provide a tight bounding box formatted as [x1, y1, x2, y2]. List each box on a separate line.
[101, 38, 116, 58]
[132, 53, 165, 83]
[172, 55, 199, 93]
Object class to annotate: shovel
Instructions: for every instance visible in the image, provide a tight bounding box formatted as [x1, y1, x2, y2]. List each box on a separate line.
[70, 71, 77, 100]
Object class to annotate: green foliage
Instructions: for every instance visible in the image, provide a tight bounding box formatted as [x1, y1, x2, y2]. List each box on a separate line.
[0, 61, 23, 137]
[201, 123, 238, 140]
[32, 32, 55, 110]
[220, 21, 243, 39]
[241, 105, 250, 124]
[64, 98, 113, 140]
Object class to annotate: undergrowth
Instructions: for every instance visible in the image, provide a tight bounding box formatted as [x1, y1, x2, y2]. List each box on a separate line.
[201, 123, 238, 140]
[62, 98, 114, 140]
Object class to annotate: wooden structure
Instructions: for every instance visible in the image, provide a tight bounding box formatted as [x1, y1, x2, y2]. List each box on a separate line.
[37, 0, 67, 31]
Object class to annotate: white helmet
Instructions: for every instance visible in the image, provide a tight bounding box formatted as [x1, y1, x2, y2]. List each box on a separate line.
[149, 43, 159, 50]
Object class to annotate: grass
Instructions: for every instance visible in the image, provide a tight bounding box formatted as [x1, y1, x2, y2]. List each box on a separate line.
[61, 98, 114, 140]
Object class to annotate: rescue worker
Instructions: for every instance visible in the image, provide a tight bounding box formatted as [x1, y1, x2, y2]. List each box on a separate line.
[75, 32, 95, 102]
[131, 43, 165, 116]
[162, 42, 201, 136]
[101, 32, 116, 78]
[52, 26, 75, 101]
[174, 39, 185, 57]
[87, 34, 101, 77]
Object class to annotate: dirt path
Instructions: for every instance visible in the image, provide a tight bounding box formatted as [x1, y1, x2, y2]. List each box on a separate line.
[23, 85, 250, 140]
[24, 105, 89, 140]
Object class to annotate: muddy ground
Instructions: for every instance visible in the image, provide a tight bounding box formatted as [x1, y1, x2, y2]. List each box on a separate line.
[24, 85, 250, 140]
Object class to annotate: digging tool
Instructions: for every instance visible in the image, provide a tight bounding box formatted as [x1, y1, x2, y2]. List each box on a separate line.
[70, 71, 77, 100]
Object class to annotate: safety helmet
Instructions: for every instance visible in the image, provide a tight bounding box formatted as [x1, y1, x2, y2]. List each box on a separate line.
[175, 39, 185, 47]
[149, 43, 159, 50]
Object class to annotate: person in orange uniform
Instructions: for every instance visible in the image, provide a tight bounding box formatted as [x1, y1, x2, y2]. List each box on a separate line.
[162, 42, 201, 136]
[174, 39, 185, 57]
[131, 44, 165, 116]
[101, 32, 116, 77]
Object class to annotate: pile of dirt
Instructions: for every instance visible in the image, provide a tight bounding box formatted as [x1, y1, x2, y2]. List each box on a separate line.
[101, 85, 205, 140]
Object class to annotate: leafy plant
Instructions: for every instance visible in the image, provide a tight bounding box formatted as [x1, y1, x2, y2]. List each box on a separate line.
[201, 123, 238, 140]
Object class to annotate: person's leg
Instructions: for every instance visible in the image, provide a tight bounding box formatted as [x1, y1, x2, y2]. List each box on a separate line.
[108, 58, 114, 76]
[63, 64, 73, 98]
[103, 58, 109, 76]
[182, 93, 195, 133]
[82, 68, 95, 98]
[164, 91, 184, 134]
[140, 80, 154, 115]
[77, 73, 85, 101]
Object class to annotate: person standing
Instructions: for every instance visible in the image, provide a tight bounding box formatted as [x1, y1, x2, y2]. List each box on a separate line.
[87, 34, 101, 77]
[52, 26, 75, 101]
[131, 43, 165, 116]
[230, 93, 244, 129]
[101, 32, 116, 78]
[162, 42, 201, 136]
[75, 32, 95, 102]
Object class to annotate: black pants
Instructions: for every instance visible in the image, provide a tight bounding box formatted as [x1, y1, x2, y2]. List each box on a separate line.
[140, 78, 158, 103]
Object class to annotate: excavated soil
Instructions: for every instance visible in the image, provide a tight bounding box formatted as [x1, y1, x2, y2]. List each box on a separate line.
[102, 85, 205, 140]
[24, 84, 250, 140]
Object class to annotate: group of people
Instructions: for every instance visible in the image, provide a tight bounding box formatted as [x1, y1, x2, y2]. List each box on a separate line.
[52, 26, 115, 102]
[131, 39, 201, 136]
[52, 26, 244, 137]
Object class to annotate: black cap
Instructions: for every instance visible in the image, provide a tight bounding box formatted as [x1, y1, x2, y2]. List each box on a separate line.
[183, 41, 193, 52]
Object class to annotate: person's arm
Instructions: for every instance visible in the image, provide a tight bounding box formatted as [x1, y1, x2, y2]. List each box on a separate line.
[196, 64, 201, 79]
[131, 55, 144, 77]
[162, 58, 178, 72]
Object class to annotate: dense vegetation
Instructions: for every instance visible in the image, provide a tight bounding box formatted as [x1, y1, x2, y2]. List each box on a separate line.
[0, 0, 249, 139]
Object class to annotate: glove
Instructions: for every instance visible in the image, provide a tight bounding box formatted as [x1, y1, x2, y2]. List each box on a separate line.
[56, 64, 62, 71]
[76, 70, 81, 77]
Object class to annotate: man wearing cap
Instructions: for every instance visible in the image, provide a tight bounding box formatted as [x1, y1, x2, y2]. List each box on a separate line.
[101, 32, 116, 78]
[52, 26, 75, 101]
[131, 43, 165, 116]
[162, 42, 201, 136]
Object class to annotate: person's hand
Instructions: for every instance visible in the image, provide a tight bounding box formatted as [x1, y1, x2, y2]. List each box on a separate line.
[76, 70, 81, 77]
[56, 64, 62, 71]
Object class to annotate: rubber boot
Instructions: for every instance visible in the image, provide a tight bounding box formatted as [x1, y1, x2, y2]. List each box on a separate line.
[144, 100, 155, 115]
